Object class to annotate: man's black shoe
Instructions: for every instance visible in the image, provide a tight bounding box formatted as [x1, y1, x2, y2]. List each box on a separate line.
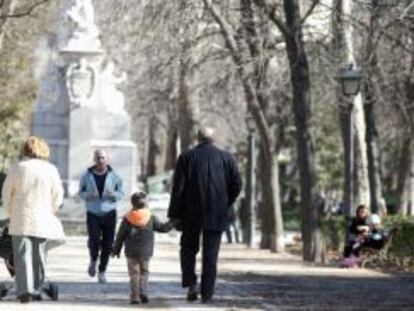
[32, 294, 42, 301]
[140, 294, 149, 304]
[19, 294, 32, 303]
[186, 289, 198, 301]
[201, 297, 213, 304]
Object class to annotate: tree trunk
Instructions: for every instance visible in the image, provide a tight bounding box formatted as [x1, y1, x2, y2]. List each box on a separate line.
[365, 101, 385, 214]
[258, 144, 271, 249]
[240, 0, 284, 252]
[398, 21, 414, 214]
[342, 0, 370, 207]
[165, 67, 179, 171]
[363, 0, 386, 216]
[282, 0, 322, 262]
[258, 142, 285, 252]
[146, 116, 163, 176]
[270, 153, 284, 252]
[0, 0, 17, 50]
[331, 0, 370, 214]
[354, 98, 370, 206]
[332, 0, 349, 212]
[396, 135, 413, 214]
[178, 53, 200, 152]
[409, 153, 414, 216]
[164, 123, 178, 171]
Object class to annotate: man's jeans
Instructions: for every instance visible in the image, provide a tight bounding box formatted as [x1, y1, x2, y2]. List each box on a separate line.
[86, 210, 116, 273]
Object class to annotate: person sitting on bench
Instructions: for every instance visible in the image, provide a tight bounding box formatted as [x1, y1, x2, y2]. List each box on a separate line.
[350, 213, 390, 257]
[343, 204, 370, 258]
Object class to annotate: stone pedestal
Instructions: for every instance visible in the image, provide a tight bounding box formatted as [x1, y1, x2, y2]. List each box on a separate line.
[32, 82, 138, 197]
[31, 0, 138, 197]
[65, 106, 137, 197]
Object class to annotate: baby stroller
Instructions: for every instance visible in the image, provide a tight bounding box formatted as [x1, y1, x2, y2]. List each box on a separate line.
[0, 223, 59, 300]
[0, 223, 14, 299]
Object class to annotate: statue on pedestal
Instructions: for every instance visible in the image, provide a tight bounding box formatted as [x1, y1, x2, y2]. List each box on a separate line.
[65, 0, 101, 51]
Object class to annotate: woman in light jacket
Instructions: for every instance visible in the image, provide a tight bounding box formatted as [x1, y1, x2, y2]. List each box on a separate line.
[2, 136, 64, 303]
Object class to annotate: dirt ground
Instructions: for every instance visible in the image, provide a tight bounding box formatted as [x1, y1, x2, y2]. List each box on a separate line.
[218, 245, 414, 311]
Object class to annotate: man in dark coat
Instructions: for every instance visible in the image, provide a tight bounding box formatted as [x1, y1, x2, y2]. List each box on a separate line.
[168, 126, 242, 303]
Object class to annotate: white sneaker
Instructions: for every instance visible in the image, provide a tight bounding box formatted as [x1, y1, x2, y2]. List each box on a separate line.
[98, 272, 107, 284]
[88, 261, 97, 277]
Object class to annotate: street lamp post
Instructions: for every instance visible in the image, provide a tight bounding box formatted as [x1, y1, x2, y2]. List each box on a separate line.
[338, 64, 362, 217]
[245, 113, 256, 248]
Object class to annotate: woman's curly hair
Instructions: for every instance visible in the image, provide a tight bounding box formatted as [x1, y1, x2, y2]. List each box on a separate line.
[22, 136, 50, 160]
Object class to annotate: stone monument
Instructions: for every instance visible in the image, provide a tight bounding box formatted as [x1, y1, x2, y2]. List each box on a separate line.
[31, 0, 137, 197]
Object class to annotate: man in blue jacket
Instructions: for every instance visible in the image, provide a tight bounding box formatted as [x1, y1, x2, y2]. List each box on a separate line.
[79, 149, 124, 283]
[168, 127, 242, 303]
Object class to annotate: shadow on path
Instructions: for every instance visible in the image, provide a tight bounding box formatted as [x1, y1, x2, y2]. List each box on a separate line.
[221, 271, 414, 311]
[0, 280, 266, 310]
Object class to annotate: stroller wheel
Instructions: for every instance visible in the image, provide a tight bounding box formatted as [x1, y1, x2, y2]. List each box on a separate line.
[45, 283, 58, 301]
[0, 283, 8, 299]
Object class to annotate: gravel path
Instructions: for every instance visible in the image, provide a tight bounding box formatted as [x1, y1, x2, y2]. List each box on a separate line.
[1, 235, 414, 310]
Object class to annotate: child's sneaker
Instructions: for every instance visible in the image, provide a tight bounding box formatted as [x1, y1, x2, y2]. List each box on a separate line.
[0, 283, 8, 299]
[98, 272, 107, 284]
[140, 294, 149, 304]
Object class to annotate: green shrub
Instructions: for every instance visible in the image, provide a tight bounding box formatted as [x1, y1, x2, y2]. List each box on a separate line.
[383, 216, 414, 267]
[282, 204, 301, 231]
[320, 216, 346, 251]
[382, 215, 414, 227]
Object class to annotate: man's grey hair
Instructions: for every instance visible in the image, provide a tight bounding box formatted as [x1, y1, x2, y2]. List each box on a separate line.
[197, 126, 215, 143]
[93, 149, 108, 160]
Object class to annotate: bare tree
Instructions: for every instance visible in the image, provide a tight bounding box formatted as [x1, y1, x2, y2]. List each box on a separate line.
[362, 0, 386, 214]
[0, 0, 55, 168]
[255, 0, 324, 262]
[331, 0, 371, 216]
[203, 0, 285, 252]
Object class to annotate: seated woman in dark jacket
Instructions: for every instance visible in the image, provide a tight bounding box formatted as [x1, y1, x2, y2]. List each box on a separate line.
[343, 204, 370, 258]
[112, 192, 174, 304]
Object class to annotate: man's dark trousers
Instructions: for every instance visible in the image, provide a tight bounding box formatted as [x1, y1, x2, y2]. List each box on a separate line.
[87, 210, 117, 273]
[180, 224, 222, 300]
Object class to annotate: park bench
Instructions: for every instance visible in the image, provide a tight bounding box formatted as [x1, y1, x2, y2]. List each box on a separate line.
[359, 227, 399, 268]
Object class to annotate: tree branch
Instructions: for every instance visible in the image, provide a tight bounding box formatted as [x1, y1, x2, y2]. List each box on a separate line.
[399, 1, 414, 20]
[253, 0, 290, 38]
[301, 0, 320, 24]
[202, 0, 240, 58]
[203, 0, 273, 156]
[0, 0, 49, 19]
